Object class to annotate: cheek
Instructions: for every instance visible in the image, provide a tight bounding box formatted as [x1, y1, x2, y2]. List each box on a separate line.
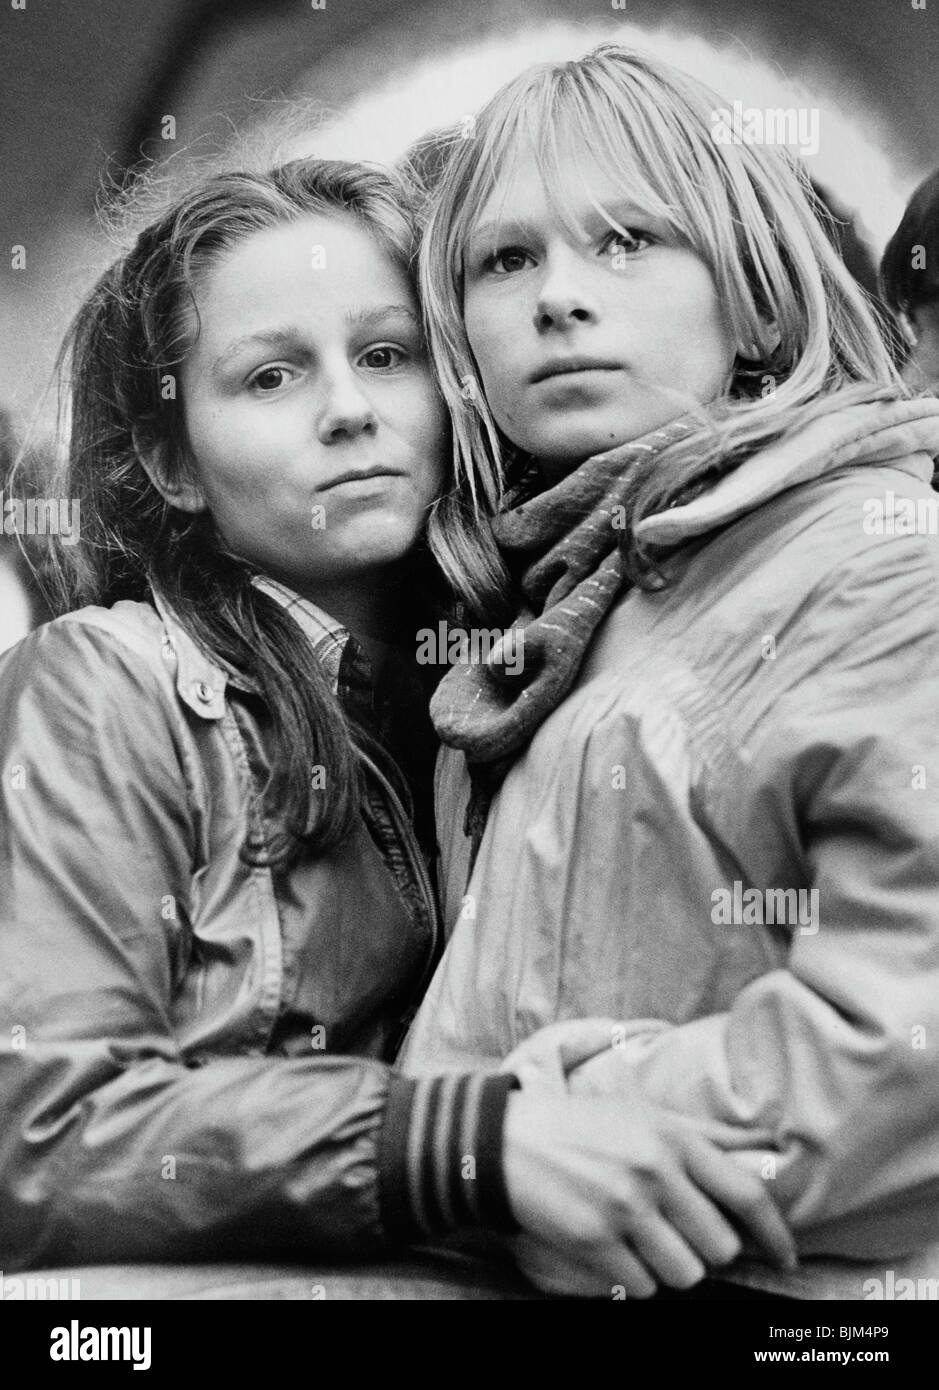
[464, 294, 512, 390]
[646, 277, 735, 379]
[182, 412, 267, 522]
[180, 397, 217, 464]
[423, 446, 446, 500]
[398, 383, 448, 496]
[682, 267, 735, 352]
[414, 443, 446, 504]
[699, 301, 738, 385]
[181, 399, 243, 489]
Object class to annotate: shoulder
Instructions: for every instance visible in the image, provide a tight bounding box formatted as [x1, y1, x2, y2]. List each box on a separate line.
[681, 458, 939, 630]
[1, 596, 164, 669]
[572, 458, 939, 753]
[0, 599, 177, 726]
[755, 454, 937, 553]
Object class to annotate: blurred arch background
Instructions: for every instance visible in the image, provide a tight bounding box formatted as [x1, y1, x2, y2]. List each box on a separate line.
[4, 0, 939, 421]
[2, 0, 938, 644]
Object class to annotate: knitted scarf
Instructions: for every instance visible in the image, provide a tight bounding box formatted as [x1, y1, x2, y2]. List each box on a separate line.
[430, 415, 699, 858]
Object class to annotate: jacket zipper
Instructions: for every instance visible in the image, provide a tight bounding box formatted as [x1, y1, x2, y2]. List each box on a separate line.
[356, 746, 442, 1038]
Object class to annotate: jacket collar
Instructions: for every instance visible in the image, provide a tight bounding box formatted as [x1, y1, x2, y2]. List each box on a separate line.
[149, 584, 232, 720]
[635, 394, 939, 549]
[148, 576, 355, 720]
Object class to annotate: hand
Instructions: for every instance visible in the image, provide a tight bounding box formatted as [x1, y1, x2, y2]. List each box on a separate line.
[502, 1088, 796, 1298]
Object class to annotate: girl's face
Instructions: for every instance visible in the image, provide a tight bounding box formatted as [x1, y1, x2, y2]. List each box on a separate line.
[462, 145, 738, 476]
[179, 213, 446, 596]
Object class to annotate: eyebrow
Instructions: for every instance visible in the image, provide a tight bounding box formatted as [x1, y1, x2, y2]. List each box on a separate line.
[213, 304, 421, 371]
[345, 304, 421, 332]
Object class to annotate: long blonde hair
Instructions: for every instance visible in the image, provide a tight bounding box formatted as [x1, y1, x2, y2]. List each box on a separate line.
[420, 44, 906, 608]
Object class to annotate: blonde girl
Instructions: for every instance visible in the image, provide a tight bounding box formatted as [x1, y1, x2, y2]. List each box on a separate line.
[402, 46, 939, 1299]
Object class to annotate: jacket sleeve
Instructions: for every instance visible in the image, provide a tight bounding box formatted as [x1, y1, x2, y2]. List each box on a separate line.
[0, 617, 515, 1271]
[504, 537, 939, 1261]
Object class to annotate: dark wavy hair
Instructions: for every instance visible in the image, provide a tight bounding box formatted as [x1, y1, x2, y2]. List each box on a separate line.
[48, 157, 437, 867]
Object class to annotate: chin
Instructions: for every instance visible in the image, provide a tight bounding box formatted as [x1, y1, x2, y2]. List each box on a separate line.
[336, 514, 425, 568]
[528, 427, 627, 466]
[532, 412, 669, 464]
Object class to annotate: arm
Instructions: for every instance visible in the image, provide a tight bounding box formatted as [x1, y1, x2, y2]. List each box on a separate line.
[0, 616, 514, 1270]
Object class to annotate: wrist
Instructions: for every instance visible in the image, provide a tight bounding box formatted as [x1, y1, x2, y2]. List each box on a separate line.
[377, 1070, 521, 1243]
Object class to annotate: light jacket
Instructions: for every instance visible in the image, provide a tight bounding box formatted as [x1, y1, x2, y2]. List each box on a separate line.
[401, 398, 939, 1299]
[0, 581, 516, 1272]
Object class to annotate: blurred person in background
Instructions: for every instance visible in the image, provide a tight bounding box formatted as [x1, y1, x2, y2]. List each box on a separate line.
[881, 169, 939, 395]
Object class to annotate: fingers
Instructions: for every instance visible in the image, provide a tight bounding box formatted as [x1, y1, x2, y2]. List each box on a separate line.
[513, 1235, 658, 1300]
[627, 1208, 707, 1290]
[659, 1176, 743, 1269]
[681, 1140, 798, 1271]
[513, 1237, 605, 1297]
[601, 1242, 658, 1299]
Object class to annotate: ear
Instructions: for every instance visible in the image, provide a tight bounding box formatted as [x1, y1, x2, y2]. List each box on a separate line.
[135, 437, 207, 515]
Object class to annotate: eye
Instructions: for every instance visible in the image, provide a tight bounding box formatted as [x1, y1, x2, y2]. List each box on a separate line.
[483, 247, 534, 276]
[602, 228, 654, 260]
[359, 344, 407, 370]
[249, 365, 292, 392]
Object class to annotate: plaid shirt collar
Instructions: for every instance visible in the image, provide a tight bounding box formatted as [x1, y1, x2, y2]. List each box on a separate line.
[251, 574, 356, 694]
[251, 575, 378, 725]
[251, 577, 422, 819]
[150, 572, 384, 734]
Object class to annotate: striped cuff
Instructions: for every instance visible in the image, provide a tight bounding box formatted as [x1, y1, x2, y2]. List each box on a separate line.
[377, 1071, 520, 1243]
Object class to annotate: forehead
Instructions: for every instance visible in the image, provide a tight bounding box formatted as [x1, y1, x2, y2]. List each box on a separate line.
[192, 213, 412, 334]
[466, 133, 672, 243]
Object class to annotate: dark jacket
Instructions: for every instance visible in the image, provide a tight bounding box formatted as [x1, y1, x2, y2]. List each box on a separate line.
[0, 580, 515, 1271]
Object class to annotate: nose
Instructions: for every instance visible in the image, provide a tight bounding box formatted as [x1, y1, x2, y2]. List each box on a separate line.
[533, 248, 599, 333]
[315, 361, 378, 444]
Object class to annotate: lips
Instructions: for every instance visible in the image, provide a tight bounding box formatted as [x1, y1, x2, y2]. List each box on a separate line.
[319, 466, 405, 491]
[530, 357, 621, 384]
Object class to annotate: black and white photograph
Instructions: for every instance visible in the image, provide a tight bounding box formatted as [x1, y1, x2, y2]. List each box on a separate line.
[1, 0, 938, 1353]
